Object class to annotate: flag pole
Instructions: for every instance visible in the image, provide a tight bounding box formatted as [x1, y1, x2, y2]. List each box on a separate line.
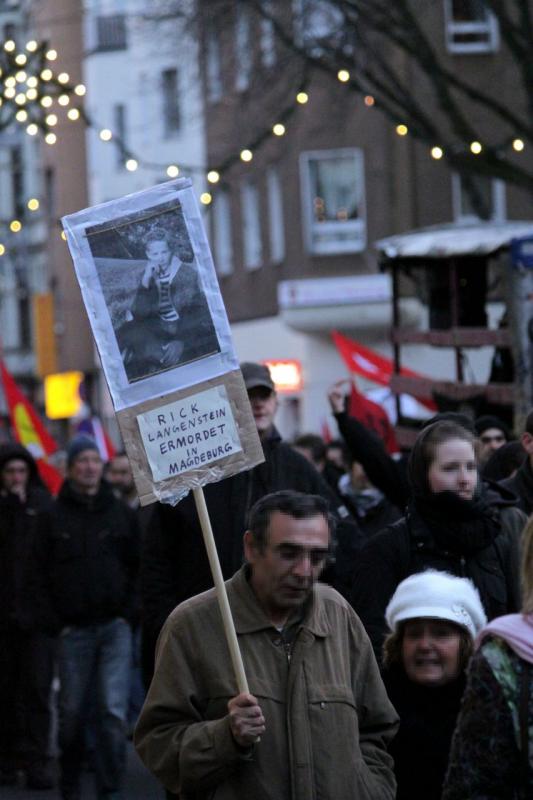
[193, 486, 249, 695]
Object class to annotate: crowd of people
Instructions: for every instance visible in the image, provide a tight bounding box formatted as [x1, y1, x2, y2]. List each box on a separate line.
[1, 360, 532, 799]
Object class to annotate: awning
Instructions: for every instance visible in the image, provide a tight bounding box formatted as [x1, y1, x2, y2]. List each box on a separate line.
[376, 221, 533, 260]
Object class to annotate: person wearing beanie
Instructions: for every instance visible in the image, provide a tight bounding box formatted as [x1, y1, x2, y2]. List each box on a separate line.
[382, 570, 486, 800]
[351, 420, 526, 661]
[33, 435, 139, 800]
[474, 414, 511, 468]
[444, 516, 533, 799]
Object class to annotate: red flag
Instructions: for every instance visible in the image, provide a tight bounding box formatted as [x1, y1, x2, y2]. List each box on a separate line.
[332, 330, 437, 411]
[0, 360, 63, 494]
[320, 417, 333, 444]
[348, 382, 399, 454]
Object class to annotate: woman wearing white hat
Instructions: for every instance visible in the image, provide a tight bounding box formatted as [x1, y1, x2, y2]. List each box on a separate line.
[383, 569, 486, 800]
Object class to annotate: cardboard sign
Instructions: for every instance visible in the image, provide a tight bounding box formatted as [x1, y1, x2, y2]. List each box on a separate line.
[137, 385, 242, 482]
[62, 179, 263, 504]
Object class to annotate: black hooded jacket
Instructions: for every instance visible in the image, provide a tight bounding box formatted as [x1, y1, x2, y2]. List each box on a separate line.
[351, 481, 525, 660]
[0, 443, 52, 632]
[34, 478, 139, 632]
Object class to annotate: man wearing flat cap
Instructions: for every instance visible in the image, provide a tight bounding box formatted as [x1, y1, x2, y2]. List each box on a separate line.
[140, 362, 357, 697]
[34, 435, 139, 800]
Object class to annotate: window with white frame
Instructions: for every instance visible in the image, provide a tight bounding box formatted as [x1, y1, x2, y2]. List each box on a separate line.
[235, 4, 252, 91]
[213, 189, 234, 276]
[260, 0, 276, 67]
[266, 166, 285, 263]
[206, 26, 222, 102]
[444, 1, 499, 53]
[300, 149, 366, 255]
[452, 173, 506, 222]
[241, 179, 263, 269]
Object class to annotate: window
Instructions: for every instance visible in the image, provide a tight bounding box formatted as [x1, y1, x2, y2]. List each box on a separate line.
[161, 69, 180, 136]
[113, 104, 127, 166]
[293, 0, 350, 57]
[300, 149, 366, 255]
[452, 173, 506, 222]
[267, 167, 285, 263]
[95, 14, 127, 51]
[235, 4, 252, 91]
[213, 190, 234, 276]
[10, 146, 24, 219]
[241, 180, 262, 269]
[445, 1, 499, 53]
[260, 0, 276, 67]
[206, 26, 222, 102]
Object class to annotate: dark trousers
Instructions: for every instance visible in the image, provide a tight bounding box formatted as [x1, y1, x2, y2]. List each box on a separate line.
[0, 628, 56, 771]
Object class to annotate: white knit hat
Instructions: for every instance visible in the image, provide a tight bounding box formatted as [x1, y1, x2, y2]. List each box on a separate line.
[385, 570, 487, 639]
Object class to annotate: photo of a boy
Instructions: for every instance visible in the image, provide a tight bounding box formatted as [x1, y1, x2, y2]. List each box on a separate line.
[117, 227, 219, 382]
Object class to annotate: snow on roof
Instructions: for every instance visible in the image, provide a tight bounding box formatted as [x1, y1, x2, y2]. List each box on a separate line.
[375, 221, 533, 260]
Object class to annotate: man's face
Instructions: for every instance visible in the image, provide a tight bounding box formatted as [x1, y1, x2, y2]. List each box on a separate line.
[107, 455, 134, 494]
[146, 239, 172, 273]
[68, 449, 103, 495]
[478, 427, 506, 463]
[1, 458, 29, 496]
[244, 511, 330, 625]
[248, 387, 278, 440]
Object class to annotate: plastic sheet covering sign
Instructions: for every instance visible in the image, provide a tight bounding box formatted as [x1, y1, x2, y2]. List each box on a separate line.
[61, 179, 264, 506]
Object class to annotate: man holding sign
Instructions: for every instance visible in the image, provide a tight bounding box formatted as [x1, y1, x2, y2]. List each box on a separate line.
[140, 362, 358, 686]
[135, 491, 398, 799]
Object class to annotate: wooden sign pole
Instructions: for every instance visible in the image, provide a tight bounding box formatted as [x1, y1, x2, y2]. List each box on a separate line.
[193, 486, 249, 695]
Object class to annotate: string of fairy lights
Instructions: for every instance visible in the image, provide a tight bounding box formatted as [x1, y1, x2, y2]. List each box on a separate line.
[0, 43, 528, 259]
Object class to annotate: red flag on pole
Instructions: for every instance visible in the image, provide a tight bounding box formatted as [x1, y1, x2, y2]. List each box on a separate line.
[331, 330, 437, 411]
[348, 381, 399, 454]
[0, 360, 63, 494]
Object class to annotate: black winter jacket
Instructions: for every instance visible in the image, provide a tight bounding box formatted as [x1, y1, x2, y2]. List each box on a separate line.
[0, 487, 52, 632]
[0, 443, 52, 632]
[384, 666, 466, 800]
[141, 427, 359, 680]
[34, 479, 139, 632]
[352, 484, 525, 660]
[334, 410, 410, 511]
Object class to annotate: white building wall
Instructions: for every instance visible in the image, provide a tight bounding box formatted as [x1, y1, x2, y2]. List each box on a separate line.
[83, 0, 206, 204]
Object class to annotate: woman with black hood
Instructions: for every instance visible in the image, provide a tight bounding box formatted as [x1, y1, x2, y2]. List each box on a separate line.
[351, 420, 526, 661]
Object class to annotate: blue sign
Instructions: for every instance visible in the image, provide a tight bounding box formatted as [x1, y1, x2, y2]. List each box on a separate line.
[511, 236, 533, 269]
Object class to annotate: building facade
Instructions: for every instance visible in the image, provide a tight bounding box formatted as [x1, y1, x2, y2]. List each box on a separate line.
[199, 0, 533, 438]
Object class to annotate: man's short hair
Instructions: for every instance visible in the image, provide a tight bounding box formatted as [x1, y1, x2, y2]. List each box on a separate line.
[247, 490, 335, 551]
[293, 434, 326, 464]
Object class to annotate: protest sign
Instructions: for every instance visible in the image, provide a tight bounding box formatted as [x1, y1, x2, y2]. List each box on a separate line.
[62, 179, 264, 505]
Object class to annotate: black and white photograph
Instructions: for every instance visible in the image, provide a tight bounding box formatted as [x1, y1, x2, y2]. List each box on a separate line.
[85, 198, 220, 383]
